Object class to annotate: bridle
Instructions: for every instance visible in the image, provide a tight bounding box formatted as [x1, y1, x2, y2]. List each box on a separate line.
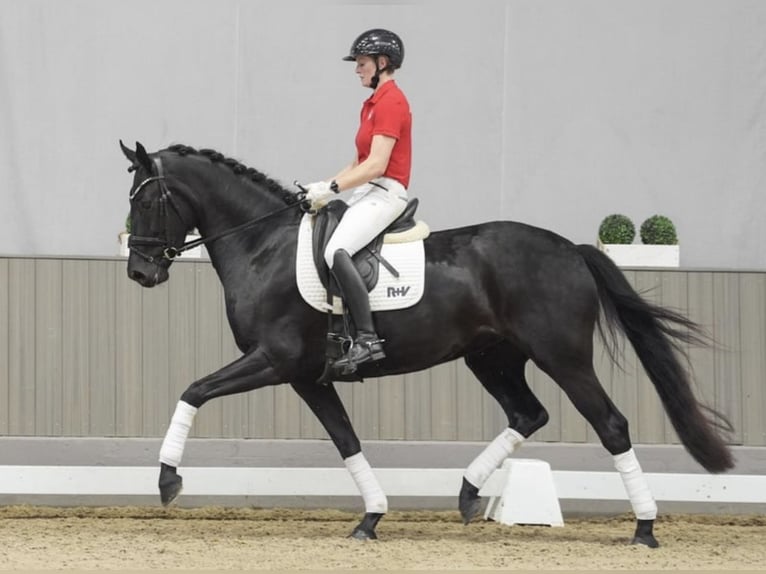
[127, 158, 196, 263]
[128, 156, 309, 263]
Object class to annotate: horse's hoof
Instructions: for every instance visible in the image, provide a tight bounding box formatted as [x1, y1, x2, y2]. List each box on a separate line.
[159, 463, 183, 507]
[349, 512, 383, 541]
[631, 518, 660, 548]
[631, 534, 660, 548]
[349, 527, 378, 540]
[458, 477, 482, 525]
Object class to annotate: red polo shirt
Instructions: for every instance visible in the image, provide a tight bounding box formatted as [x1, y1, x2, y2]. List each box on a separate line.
[355, 80, 412, 189]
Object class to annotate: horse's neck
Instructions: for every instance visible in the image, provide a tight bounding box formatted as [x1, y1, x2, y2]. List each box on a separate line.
[179, 165, 289, 241]
[169, 156, 300, 283]
[197, 188, 281, 237]
[193, 181, 299, 274]
[205, 210, 299, 264]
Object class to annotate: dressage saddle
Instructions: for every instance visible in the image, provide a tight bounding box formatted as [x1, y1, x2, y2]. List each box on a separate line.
[311, 198, 420, 295]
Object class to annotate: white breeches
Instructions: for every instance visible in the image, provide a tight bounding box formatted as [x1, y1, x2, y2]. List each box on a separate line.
[323, 177, 408, 268]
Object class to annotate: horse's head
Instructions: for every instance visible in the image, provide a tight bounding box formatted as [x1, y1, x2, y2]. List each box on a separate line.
[120, 140, 195, 287]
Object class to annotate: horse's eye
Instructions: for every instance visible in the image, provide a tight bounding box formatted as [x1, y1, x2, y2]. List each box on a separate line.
[140, 200, 152, 210]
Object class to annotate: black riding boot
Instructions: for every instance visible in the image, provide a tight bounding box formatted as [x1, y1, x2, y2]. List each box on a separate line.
[331, 249, 385, 374]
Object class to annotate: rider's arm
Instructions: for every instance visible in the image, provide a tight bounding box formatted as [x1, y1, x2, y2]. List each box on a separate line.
[331, 157, 358, 182]
[331, 134, 396, 192]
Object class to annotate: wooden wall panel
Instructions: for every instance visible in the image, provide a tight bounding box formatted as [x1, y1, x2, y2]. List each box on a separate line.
[0, 259, 8, 434]
[403, 369, 431, 440]
[8, 260, 36, 435]
[115, 264, 143, 436]
[140, 279, 170, 437]
[430, 362, 458, 440]
[1, 257, 765, 449]
[88, 261, 116, 435]
[378, 374, 406, 440]
[34, 259, 62, 436]
[738, 273, 766, 446]
[62, 260, 90, 435]
[713, 273, 743, 443]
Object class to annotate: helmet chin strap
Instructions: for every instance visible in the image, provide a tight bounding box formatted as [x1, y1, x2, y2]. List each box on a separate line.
[370, 57, 385, 90]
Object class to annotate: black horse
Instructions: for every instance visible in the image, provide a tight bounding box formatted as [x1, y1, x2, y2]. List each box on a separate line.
[121, 141, 733, 547]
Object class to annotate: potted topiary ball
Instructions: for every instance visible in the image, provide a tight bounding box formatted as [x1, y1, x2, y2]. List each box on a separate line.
[598, 214, 636, 245]
[640, 215, 678, 245]
[597, 214, 638, 267]
[632, 214, 680, 267]
[118, 214, 132, 257]
[598, 213, 680, 267]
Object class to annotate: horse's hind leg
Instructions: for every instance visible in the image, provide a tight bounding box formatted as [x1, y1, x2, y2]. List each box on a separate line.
[291, 380, 386, 540]
[460, 341, 549, 524]
[539, 354, 659, 547]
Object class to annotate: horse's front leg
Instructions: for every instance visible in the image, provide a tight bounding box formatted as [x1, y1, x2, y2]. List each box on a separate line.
[290, 381, 386, 540]
[158, 347, 281, 506]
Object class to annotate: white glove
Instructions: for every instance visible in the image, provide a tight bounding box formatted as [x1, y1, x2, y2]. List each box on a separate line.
[304, 181, 335, 208]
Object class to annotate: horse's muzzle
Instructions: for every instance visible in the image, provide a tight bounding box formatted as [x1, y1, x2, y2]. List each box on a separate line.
[128, 264, 169, 287]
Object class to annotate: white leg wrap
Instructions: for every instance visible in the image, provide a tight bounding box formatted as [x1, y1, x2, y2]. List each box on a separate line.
[613, 448, 657, 520]
[344, 452, 388, 514]
[159, 401, 198, 467]
[464, 427, 525, 487]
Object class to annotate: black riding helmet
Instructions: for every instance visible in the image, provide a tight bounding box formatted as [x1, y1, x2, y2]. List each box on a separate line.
[343, 29, 404, 88]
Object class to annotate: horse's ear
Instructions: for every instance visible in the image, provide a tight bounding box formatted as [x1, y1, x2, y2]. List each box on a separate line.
[134, 141, 153, 172]
[120, 139, 137, 167]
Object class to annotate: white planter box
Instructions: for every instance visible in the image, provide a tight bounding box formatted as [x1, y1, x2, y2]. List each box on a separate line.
[118, 233, 206, 259]
[597, 241, 679, 268]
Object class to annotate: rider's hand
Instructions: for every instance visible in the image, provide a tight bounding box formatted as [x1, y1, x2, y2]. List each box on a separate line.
[304, 181, 335, 209]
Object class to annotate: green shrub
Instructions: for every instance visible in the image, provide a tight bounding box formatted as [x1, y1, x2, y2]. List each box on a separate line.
[125, 214, 132, 234]
[598, 214, 636, 244]
[640, 215, 677, 245]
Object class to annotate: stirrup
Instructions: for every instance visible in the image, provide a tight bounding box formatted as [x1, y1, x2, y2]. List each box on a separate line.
[333, 335, 386, 375]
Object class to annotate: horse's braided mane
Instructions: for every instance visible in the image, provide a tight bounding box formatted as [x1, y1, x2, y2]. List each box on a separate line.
[165, 144, 300, 205]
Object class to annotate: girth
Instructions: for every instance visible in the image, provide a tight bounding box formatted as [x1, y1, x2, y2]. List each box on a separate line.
[311, 198, 419, 296]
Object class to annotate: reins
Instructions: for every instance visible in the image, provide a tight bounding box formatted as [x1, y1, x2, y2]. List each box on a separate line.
[129, 157, 309, 262]
[166, 199, 307, 259]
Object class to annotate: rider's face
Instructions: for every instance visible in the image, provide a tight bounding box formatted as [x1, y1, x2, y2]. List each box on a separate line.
[355, 55, 385, 88]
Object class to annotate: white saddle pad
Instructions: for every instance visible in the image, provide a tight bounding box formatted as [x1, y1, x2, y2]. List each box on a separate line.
[295, 213, 425, 314]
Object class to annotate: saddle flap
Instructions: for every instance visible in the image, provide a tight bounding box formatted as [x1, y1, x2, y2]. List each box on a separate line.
[296, 213, 425, 315]
[311, 198, 420, 295]
[311, 200, 347, 290]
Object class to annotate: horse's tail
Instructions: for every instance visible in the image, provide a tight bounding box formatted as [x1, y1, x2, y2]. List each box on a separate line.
[575, 244, 734, 473]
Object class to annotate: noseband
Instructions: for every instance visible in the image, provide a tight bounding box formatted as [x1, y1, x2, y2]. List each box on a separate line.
[128, 157, 310, 264]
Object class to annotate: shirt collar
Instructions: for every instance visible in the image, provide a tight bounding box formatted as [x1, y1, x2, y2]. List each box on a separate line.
[367, 79, 397, 104]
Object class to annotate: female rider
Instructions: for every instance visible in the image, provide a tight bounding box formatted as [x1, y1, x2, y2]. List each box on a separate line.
[305, 29, 412, 375]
